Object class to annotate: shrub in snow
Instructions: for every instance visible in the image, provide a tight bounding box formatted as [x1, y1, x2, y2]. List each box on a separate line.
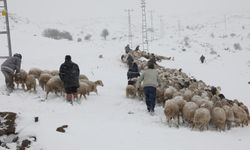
[84, 34, 92, 41]
[210, 33, 215, 38]
[230, 33, 236, 37]
[101, 29, 109, 40]
[77, 37, 82, 42]
[247, 33, 250, 38]
[233, 43, 242, 50]
[42, 28, 73, 41]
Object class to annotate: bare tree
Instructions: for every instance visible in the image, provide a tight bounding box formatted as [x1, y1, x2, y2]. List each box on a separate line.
[101, 29, 109, 40]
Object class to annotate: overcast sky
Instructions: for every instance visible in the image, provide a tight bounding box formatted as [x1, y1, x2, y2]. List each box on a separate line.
[8, 0, 250, 21]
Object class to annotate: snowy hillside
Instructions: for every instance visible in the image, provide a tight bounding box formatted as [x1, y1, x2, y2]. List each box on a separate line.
[1, 0, 250, 149]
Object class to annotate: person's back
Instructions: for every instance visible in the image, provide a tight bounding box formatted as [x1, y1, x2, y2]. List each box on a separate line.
[127, 62, 140, 85]
[59, 55, 80, 103]
[136, 62, 160, 113]
[1, 53, 22, 92]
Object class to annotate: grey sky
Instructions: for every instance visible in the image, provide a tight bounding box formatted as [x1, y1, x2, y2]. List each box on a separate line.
[8, 0, 250, 21]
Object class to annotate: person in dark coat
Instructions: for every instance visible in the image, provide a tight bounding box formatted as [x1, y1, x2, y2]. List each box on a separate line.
[126, 53, 134, 68]
[1, 53, 22, 93]
[127, 61, 140, 85]
[59, 55, 80, 103]
[135, 45, 140, 51]
[200, 55, 205, 63]
[125, 44, 132, 54]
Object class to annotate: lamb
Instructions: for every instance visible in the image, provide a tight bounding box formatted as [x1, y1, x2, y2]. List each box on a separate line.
[45, 76, 64, 99]
[28, 68, 42, 79]
[126, 85, 137, 98]
[163, 86, 177, 100]
[182, 101, 199, 126]
[25, 74, 36, 92]
[77, 82, 89, 99]
[193, 107, 211, 131]
[211, 107, 226, 131]
[14, 69, 27, 90]
[39, 73, 52, 90]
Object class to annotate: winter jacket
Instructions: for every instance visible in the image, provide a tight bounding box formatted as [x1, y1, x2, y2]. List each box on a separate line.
[126, 54, 134, 67]
[127, 62, 140, 79]
[136, 69, 160, 88]
[1, 56, 21, 74]
[59, 60, 80, 89]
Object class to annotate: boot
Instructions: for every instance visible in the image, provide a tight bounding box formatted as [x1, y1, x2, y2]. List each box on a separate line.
[66, 94, 73, 104]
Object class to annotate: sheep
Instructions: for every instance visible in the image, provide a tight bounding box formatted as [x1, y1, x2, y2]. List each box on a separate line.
[193, 107, 211, 131]
[164, 99, 180, 127]
[38, 73, 52, 90]
[50, 70, 59, 76]
[126, 85, 137, 98]
[183, 89, 193, 102]
[222, 105, 235, 130]
[211, 107, 226, 131]
[28, 68, 42, 79]
[45, 76, 64, 99]
[14, 69, 27, 90]
[79, 74, 89, 80]
[77, 82, 89, 99]
[163, 86, 177, 100]
[25, 74, 36, 92]
[232, 103, 248, 127]
[182, 101, 199, 126]
[80, 80, 104, 95]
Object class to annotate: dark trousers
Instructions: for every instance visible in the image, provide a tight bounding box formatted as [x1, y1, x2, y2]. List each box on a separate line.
[1, 70, 14, 91]
[143, 86, 156, 112]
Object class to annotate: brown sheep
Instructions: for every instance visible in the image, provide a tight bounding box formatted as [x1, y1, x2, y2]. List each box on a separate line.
[182, 101, 199, 126]
[25, 74, 36, 92]
[28, 68, 42, 79]
[164, 99, 180, 127]
[45, 76, 64, 99]
[126, 85, 136, 98]
[79, 74, 89, 80]
[39, 73, 52, 90]
[14, 69, 27, 90]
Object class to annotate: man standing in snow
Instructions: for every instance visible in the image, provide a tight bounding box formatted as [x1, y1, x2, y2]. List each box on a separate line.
[1, 53, 22, 93]
[200, 55, 205, 63]
[59, 55, 80, 104]
[136, 61, 161, 114]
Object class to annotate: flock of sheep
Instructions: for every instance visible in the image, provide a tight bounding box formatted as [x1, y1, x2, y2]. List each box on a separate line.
[123, 49, 250, 131]
[14, 68, 104, 100]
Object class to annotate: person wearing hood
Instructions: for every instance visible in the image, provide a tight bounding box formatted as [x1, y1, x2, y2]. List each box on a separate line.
[59, 55, 80, 103]
[1, 53, 22, 93]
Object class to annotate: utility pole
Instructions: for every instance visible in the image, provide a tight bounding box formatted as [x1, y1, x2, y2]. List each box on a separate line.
[149, 10, 154, 41]
[0, 0, 12, 58]
[159, 15, 165, 39]
[177, 20, 181, 38]
[125, 9, 133, 49]
[224, 15, 227, 35]
[141, 0, 148, 51]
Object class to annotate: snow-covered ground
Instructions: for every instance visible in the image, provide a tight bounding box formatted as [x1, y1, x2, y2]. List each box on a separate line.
[1, 0, 250, 149]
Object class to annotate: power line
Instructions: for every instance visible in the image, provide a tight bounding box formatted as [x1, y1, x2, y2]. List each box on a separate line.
[141, 0, 148, 51]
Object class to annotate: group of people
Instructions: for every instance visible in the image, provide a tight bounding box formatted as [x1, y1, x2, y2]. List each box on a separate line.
[1, 54, 80, 104]
[125, 44, 160, 114]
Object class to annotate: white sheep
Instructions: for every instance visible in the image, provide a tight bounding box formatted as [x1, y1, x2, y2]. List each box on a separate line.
[182, 101, 199, 126]
[222, 105, 235, 130]
[45, 76, 64, 99]
[211, 107, 226, 131]
[232, 103, 248, 127]
[80, 80, 104, 95]
[164, 99, 180, 127]
[193, 107, 211, 131]
[77, 81, 89, 99]
[79, 74, 89, 80]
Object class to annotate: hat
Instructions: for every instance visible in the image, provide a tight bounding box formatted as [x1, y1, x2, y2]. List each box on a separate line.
[65, 55, 71, 61]
[14, 53, 22, 59]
